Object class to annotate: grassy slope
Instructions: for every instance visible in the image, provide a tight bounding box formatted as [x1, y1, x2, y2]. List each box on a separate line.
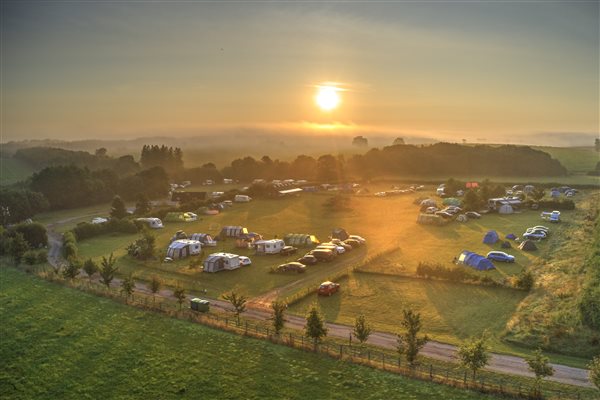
[0, 156, 36, 185]
[0, 267, 494, 400]
[533, 146, 599, 173]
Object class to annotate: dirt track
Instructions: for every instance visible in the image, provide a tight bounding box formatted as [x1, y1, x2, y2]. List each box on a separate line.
[45, 219, 593, 389]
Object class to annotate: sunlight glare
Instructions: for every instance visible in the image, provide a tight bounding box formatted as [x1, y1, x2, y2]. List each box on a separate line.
[315, 85, 341, 111]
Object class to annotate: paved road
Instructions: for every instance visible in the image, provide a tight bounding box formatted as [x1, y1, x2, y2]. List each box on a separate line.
[45, 220, 593, 389]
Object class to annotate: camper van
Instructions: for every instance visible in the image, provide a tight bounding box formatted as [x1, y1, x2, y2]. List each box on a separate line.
[255, 239, 285, 254]
[234, 195, 252, 203]
[136, 218, 164, 229]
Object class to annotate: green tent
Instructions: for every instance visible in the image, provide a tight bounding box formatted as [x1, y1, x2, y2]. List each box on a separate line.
[284, 233, 319, 247]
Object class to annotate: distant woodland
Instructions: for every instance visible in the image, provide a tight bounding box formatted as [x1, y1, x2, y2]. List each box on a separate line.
[1, 142, 569, 223]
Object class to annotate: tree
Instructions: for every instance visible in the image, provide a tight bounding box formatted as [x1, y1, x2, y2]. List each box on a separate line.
[110, 195, 127, 220]
[396, 309, 429, 365]
[149, 275, 162, 304]
[62, 259, 81, 280]
[173, 286, 186, 310]
[531, 188, 546, 202]
[82, 258, 98, 282]
[99, 253, 118, 289]
[95, 147, 108, 157]
[134, 193, 151, 215]
[222, 290, 247, 323]
[120, 274, 135, 304]
[463, 189, 481, 211]
[526, 348, 554, 397]
[8, 232, 30, 265]
[589, 356, 600, 389]
[271, 301, 287, 335]
[305, 304, 328, 348]
[352, 136, 368, 147]
[458, 333, 490, 380]
[392, 137, 405, 145]
[353, 314, 372, 345]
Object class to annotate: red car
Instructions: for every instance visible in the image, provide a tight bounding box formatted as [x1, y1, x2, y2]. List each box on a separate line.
[318, 281, 340, 296]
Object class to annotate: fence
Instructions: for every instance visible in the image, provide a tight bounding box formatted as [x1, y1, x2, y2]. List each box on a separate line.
[40, 275, 587, 400]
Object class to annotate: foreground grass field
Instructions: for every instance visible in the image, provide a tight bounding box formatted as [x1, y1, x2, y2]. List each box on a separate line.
[0, 267, 497, 400]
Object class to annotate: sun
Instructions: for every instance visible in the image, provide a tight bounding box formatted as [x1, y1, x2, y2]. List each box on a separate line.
[315, 85, 341, 111]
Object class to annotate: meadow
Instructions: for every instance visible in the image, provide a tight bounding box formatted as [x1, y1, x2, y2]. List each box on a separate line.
[0, 267, 497, 400]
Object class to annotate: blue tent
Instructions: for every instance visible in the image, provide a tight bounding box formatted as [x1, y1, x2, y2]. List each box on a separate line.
[483, 230, 499, 244]
[457, 251, 495, 271]
[505, 233, 517, 240]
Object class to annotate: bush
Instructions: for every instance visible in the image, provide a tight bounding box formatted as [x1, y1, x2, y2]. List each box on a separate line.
[415, 262, 500, 287]
[522, 199, 575, 210]
[72, 219, 138, 241]
[22, 251, 38, 265]
[580, 285, 600, 330]
[8, 223, 48, 248]
[36, 249, 48, 264]
[515, 271, 535, 291]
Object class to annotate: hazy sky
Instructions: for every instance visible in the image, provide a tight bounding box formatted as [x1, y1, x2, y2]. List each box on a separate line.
[1, 1, 599, 143]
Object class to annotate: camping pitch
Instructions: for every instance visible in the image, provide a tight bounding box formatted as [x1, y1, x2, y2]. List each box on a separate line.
[457, 251, 495, 271]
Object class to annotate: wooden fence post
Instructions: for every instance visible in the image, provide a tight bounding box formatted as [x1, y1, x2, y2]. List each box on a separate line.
[429, 364, 433, 380]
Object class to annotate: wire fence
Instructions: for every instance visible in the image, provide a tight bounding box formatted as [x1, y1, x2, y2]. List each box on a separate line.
[45, 276, 587, 400]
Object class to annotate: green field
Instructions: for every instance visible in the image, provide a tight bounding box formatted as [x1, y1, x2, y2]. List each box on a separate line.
[0, 267, 496, 400]
[0, 156, 36, 185]
[534, 146, 599, 173]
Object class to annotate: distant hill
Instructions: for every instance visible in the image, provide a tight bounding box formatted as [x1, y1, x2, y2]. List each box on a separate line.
[533, 146, 599, 173]
[0, 156, 36, 185]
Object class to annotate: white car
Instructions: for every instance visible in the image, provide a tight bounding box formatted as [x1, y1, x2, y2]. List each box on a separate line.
[91, 217, 108, 224]
[349, 235, 366, 244]
[375, 192, 387, 197]
[523, 231, 546, 240]
[239, 256, 252, 266]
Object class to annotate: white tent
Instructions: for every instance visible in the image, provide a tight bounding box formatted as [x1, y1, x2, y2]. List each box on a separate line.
[498, 204, 514, 214]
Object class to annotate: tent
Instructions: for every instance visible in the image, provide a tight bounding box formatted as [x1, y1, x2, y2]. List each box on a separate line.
[501, 241, 512, 249]
[443, 197, 461, 206]
[190, 233, 217, 247]
[498, 204, 514, 214]
[420, 199, 437, 208]
[284, 233, 320, 247]
[457, 251, 495, 271]
[166, 240, 202, 259]
[332, 228, 349, 241]
[550, 190, 560, 198]
[505, 233, 517, 240]
[519, 240, 538, 251]
[219, 226, 248, 239]
[482, 230, 499, 244]
[524, 185, 535, 194]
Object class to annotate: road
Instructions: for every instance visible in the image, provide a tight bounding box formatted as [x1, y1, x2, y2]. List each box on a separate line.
[44, 219, 593, 389]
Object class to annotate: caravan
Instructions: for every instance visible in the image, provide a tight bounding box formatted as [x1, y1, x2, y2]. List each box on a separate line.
[254, 239, 285, 254]
[136, 218, 164, 229]
[166, 239, 202, 259]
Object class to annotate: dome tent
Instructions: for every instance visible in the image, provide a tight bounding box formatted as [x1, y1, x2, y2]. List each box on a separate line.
[457, 251, 495, 271]
[482, 230, 499, 244]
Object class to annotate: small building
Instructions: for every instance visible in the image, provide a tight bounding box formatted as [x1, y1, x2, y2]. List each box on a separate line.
[190, 298, 210, 312]
[135, 217, 164, 229]
[203, 252, 241, 273]
[498, 204, 514, 214]
[284, 233, 320, 247]
[167, 239, 202, 259]
[255, 239, 285, 254]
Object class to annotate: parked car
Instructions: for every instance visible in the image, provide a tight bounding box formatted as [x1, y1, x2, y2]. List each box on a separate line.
[348, 235, 366, 244]
[276, 262, 306, 273]
[279, 246, 298, 256]
[318, 281, 340, 296]
[435, 211, 455, 219]
[530, 226, 550, 232]
[239, 256, 252, 266]
[330, 239, 353, 251]
[309, 249, 336, 262]
[526, 228, 549, 236]
[343, 239, 361, 248]
[425, 206, 438, 214]
[523, 231, 546, 240]
[486, 251, 515, 263]
[465, 211, 481, 219]
[297, 254, 318, 265]
[317, 244, 345, 254]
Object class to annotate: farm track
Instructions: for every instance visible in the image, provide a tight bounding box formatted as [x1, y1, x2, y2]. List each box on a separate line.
[45, 219, 593, 389]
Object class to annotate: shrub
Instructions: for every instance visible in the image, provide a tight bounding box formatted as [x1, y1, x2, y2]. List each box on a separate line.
[580, 285, 600, 330]
[8, 223, 48, 248]
[22, 250, 38, 265]
[36, 249, 48, 264]
[515, 271, 535, 291]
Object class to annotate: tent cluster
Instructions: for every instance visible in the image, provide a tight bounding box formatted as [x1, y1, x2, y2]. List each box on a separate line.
[284, 233, 320, 247]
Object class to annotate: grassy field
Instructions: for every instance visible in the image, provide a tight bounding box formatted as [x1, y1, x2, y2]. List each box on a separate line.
[0, 267, 497, 400]
[0, 156, 36, 185]
[534, 146, 599, 173]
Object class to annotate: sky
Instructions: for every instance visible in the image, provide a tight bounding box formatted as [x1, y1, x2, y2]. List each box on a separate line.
[1, 1, 599, 144]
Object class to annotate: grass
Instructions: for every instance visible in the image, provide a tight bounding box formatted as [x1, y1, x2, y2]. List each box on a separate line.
[0, 267, 498, 400]
[0, 156, 36, 185]
[46, 188, 600, 365]
[533, 146, 599, 173]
